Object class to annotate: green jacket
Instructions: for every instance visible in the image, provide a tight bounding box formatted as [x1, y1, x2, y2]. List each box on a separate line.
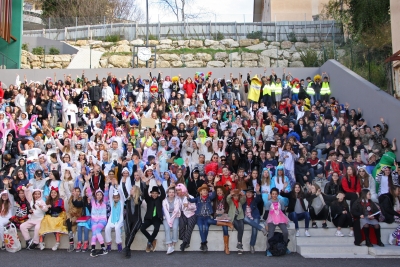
[226, 194, 246, 222]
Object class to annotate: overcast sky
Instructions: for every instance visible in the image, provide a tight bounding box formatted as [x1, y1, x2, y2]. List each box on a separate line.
[140, 0, 254, 23]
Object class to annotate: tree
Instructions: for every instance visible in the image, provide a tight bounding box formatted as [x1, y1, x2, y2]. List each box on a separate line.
[322, 0, 391, 49]
[40, 0, 144, 28]
[154, 0, 212, 22]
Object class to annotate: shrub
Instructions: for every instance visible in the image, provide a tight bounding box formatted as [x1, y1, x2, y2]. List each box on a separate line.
[32, 46, 45, 55]
[288, 32, 297, 42]
[299, 48, 321, 67]
[104, 34, 120, 42]
[22, 43, 29, 51]
[49, 47, 60, 55]
[148, 34, 158, 41]
[246, 31, 263, 40]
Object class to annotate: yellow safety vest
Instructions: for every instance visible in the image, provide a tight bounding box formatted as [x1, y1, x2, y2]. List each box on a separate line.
[306, 82, 315, 95]
[321, 81, 331, 95]
[263, 84, 271, 96]
[292, 85, 300, 94]
[275, 82, 282, 95]
[270, 83, 276, 93]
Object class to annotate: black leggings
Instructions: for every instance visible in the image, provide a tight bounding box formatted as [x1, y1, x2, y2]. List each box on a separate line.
[125, 218, 142, 249]
[233, 217, 244, 243]
[309, 205, 329, 221]
[333, 213, 353, 228]
[66, 219, 74, 242]
[179, 213, 197, 244]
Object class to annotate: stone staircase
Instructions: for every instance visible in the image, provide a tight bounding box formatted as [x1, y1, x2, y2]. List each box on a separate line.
[295, 221, 399, 258]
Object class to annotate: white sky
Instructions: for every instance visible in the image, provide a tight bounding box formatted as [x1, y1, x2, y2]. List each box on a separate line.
[140, 0, 254, 23]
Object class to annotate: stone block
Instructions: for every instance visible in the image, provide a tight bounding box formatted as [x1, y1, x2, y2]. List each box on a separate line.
[159, 39, 172, 45]
[261, 49, 278, 59]
[180, 54, 194, 61]
[171, 60, 183, 67]
[280, 41, 293, 49]
[189, 40, 203, 48]
[204, 39, 219, 46]
[185, 61, 204, 68]
[207, 61, 225, 67]
[195, 53, 212, 61]
[241, 52, 258, 61]
[130, 39, 145, 46]
[108, 55, 131, 68]
[242, 61, 258, 67]
[289, 61, 304, 67]
[214, 52, 228, 60]
[246, 43, 266, 50]
[259, 55, 271, 68]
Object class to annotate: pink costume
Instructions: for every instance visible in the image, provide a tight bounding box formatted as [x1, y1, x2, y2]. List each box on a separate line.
[266, 202, 289, 225]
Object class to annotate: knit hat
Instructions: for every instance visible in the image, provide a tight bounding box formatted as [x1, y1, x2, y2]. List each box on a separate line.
[150, 186, 160, 194]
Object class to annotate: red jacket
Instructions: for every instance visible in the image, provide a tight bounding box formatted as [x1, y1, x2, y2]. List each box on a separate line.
[341, 175, 361, 193]
[183, 81, 196, 97]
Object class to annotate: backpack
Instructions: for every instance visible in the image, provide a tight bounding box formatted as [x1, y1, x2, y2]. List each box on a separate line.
[268, 232, 288, 256]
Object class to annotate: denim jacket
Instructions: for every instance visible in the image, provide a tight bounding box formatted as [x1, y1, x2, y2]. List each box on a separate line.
[242, 193, 262, 219]
[188, 191, 216, 216]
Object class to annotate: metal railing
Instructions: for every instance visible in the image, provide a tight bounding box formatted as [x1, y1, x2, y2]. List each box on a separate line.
[23, 20, 343, 43]
[0, 52, 18, 69]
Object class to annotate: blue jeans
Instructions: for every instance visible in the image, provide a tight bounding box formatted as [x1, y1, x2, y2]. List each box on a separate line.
[292, 94, 299, 102]
[314, 93, 321, 102]
[163, 217, 179, 244]
[77, 225, 89, 242]
[209, 219, 228, 236]
[288, 212, 310, 230]
[197, 216, 213, 243]
[243, 217, 262, 246]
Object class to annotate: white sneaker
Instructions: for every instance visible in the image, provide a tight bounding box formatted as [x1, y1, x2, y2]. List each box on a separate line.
[39, 242, 45, 250]
[166, 246, 174, 254]
[389, 234, 395, 245]
[348, 230, 354, 237]
[335, 230, 344, 237]
[52, 242, 60, 251]
[296, 230, 300, 237]
[305, 230, 311, 237]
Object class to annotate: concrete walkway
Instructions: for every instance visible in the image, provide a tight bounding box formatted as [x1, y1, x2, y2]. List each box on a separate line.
[67, 47, 103, 69]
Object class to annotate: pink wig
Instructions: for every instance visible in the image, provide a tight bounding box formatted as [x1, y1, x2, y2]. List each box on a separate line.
[175, 183, 188, 194]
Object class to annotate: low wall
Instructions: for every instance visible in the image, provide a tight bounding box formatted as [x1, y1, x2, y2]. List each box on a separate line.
[321, 60, 400, 158]
[0, 67, 320, 87]
[22, 37, 78, 55]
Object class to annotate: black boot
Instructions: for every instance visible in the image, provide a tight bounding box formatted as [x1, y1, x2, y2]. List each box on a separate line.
[125, 248, 131, 258]
[180, 242, 187, 252]
[374, 227, 385, 247]
[199, 242, 205, 251]
[363, 227, 373, 247]
[203, 241, 208, 252]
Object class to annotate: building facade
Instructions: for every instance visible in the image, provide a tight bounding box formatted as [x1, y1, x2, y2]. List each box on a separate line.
[254, 0, 330, 22]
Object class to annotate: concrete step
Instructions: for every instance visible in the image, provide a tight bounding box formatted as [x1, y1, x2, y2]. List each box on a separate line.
[301, 253, 375, 259]
[17, 225, 298, 253]
[297, 244, 369, 256]
[296, 236, 354, 245]
[369, 246, 400, 258]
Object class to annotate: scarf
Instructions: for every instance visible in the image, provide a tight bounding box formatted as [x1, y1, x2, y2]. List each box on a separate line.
[217, 195, 224, 201]
[246, 196, 254, 206]
[201, 195, 208, 202]
[232, 198, 239, 209]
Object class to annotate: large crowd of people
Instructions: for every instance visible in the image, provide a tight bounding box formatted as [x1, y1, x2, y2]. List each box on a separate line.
[0, 68, 399, 258]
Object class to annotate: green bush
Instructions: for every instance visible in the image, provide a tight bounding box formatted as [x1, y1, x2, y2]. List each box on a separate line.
[104, 34, 120, 42]
[49, 47, 60, 55]
[288, 32, 297, 42]
[214, 31, 225, 41]
[301, 36, 309, 43]
[246, 31, 263, 40]
[148, 34, 158, 41]
[22, 43, 29, 51]
[32, 46, 45, 55]
[299, 48, 321, 67]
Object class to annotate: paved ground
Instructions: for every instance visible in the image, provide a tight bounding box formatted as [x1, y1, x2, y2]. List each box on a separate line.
[0, 250, 399, 267]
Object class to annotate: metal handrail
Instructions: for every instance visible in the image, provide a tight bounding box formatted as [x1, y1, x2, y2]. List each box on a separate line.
[0, 52, 18, 69]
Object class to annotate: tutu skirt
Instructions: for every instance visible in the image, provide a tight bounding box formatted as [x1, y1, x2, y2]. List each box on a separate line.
[266, 202, 289, 225]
